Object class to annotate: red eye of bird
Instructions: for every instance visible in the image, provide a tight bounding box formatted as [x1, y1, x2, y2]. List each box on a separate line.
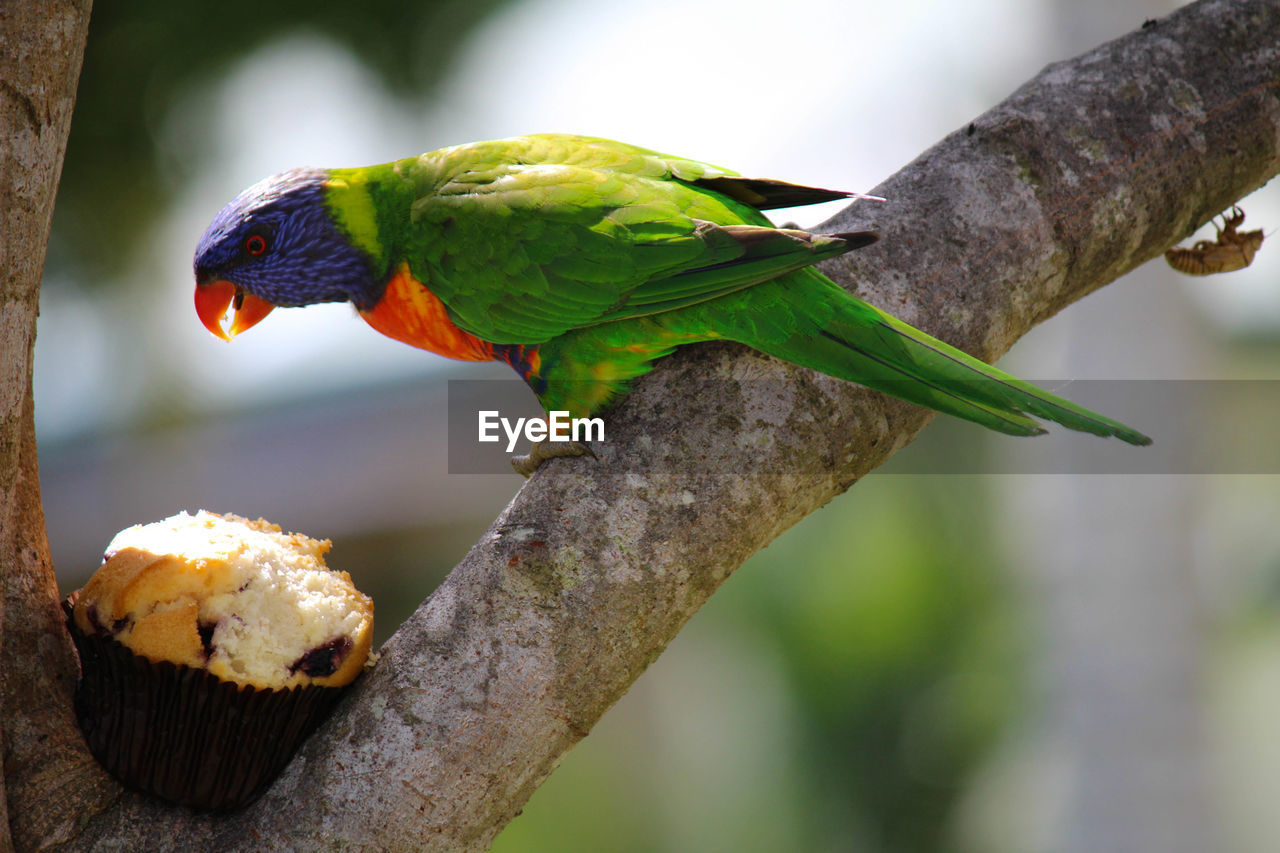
[245, 234, 267, 255]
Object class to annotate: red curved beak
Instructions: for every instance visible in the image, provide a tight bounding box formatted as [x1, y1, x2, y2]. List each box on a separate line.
[194, 280, 275, 341]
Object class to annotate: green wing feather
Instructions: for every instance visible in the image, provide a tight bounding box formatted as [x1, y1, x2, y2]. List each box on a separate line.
[401, 135, 853, 344]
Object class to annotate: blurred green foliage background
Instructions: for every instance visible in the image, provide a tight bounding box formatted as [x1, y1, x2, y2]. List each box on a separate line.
[41, 1, 1280, 850]
[491, 477, 1024, 852]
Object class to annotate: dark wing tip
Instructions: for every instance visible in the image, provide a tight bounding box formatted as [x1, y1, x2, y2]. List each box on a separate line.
[830, 231, 879, 251]
[695, 176, 853, 210]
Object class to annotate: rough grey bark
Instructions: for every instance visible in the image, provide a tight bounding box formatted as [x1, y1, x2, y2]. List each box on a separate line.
[0, 3, 119, 852]
[11, 0, 1280, 849]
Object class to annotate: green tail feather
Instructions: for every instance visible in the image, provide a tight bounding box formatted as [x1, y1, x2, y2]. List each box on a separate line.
[813, 325, 1053, 438]
[725, 277, 1152, 446]
[862, 307, 1151, 445]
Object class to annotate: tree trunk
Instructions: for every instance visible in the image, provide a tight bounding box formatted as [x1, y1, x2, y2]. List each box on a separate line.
[0, 3, 119, 852]
[5, 0, 1279, 849]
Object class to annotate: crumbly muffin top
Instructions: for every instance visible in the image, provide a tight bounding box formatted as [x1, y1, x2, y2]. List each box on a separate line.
[74, 511, 373, 689]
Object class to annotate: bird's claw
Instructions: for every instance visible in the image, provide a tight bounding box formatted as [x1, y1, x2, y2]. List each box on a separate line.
[510, 439, 596, 477]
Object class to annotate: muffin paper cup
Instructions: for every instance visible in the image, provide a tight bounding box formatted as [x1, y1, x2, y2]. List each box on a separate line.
[65, 599, 348, 811]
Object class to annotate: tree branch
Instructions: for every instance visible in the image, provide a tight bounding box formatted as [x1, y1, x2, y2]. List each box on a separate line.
[43, 0, 1280, 848]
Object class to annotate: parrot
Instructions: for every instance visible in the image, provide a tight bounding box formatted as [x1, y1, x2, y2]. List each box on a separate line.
[193, 133, 1150, 473]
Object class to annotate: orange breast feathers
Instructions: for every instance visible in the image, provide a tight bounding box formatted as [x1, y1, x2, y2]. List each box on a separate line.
[360, 263, 496, 362]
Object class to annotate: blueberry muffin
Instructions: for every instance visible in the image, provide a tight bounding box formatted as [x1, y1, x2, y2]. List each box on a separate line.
[67, 510, 374, 810]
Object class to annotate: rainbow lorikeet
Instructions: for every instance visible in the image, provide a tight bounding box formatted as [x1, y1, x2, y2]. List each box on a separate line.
[193, 134, 1150, 473]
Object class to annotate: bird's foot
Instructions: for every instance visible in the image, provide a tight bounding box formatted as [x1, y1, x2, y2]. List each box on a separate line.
[511, 439, 596, 477]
